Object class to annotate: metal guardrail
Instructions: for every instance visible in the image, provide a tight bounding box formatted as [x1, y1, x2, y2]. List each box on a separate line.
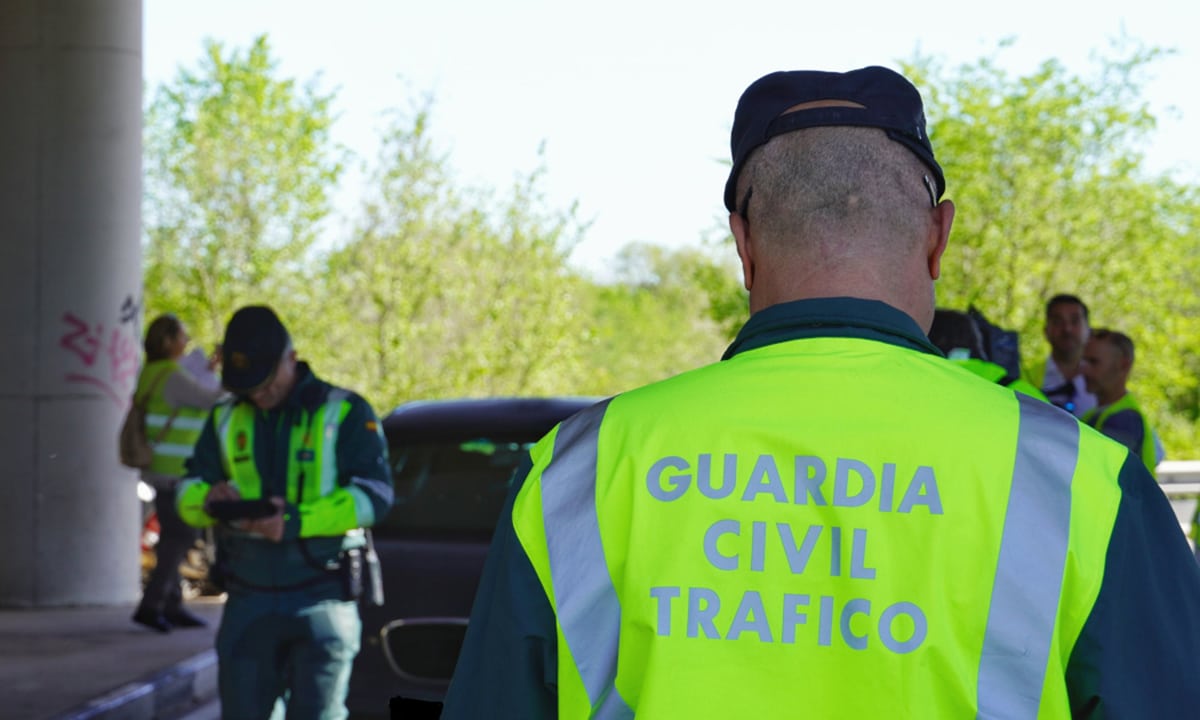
[1156, 461, 1198, 544]
[1157, 460, 1200, 496]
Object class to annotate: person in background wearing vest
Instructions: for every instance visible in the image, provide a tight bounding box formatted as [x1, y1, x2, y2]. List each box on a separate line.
[132, 313, 226, 633]
[1028, 294, 1098, 417]
[1080, 329, 1159, 476]
[442, 67, 1200, 719]
[927, 308, 1048, 402]
[177, 305, 393, 719]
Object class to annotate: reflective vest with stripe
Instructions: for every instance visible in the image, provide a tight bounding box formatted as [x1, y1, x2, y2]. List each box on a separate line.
[511, 336, 1128, 719]
[1081, 393, 1156, 476]
[138, 360, 210, 477]
[215, 388, 367, 538]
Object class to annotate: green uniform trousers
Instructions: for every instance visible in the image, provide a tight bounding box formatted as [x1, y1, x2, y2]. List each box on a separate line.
[216, 591, 361, 720]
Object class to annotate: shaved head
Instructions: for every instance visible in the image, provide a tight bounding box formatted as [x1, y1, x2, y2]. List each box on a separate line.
[736, 126, 935, 259]
[729, 125, 953, 327]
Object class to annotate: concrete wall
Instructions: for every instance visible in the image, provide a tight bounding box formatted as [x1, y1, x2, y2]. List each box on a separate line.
[0, 0, 143, 606]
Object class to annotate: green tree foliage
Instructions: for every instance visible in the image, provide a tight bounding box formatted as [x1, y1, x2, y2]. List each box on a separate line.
[579, 243, 738, 396]
[904, 42, 1200, 455]
[143, 35, 343, 346]
[142, 36, 740, 416]
[319, 105, 591, 410]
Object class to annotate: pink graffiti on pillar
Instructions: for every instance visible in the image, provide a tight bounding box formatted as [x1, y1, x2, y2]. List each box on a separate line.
[60, 305, 142, 408]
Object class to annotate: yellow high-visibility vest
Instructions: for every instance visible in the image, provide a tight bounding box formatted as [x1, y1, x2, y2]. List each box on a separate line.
[513, 336, 1126, 718]
[138, 360, 209, 477]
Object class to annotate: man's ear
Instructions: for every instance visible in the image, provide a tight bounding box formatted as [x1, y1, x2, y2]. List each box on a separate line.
[730, 212, 754, 291]
[927, 199, 955, 280]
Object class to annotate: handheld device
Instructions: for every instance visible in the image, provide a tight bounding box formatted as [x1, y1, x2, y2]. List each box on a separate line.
[206, 498, 280, 522]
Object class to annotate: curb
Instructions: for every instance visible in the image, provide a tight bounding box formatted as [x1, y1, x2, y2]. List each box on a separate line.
[53, 649, 217, 720]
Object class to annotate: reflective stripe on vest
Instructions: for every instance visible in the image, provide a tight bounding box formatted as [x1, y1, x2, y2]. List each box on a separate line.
[977, 393, 1079, 717]
[541, 398, 633, 719]
[317, 389, 349, 498]
[218, 389, 350, 503]
[539, 392, 1084, 718]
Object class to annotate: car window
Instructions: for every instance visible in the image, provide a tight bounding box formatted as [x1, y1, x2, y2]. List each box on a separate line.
[377, 437, 534, 539]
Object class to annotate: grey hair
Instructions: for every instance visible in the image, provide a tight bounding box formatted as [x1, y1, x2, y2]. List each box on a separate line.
[735, 126, 934, 258]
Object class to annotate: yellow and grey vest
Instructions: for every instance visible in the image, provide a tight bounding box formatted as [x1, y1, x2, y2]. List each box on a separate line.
[138, 360, 209, 477]
[1081, 393, 1156, 476]
[512, 337, 1127, 718]
[214, 388, 368, 538]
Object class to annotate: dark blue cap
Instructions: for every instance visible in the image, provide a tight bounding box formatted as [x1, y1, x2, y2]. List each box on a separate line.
[724, 66, 945, 212]
[221, 305, 291, 393]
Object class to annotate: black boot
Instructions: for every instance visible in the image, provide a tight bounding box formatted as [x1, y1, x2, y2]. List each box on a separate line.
[132, 607, 172, 633]
[163, 607, 208, 628]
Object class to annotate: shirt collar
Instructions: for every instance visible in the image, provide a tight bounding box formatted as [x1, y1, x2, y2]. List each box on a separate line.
[722, 297, 942, 360]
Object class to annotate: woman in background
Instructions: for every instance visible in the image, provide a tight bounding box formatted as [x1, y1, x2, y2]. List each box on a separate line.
[132, 314, 225, 633]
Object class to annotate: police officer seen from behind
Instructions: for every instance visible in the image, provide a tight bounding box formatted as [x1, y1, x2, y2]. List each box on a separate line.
[178, 305, 393, 720]
[442, 67, 1200, 718]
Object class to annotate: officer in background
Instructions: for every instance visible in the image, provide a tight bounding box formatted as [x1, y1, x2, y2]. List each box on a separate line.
[927, 308, 1047, 401]
[1080, 329, 1158, 473]
[442, 67, 1200, 718]
[178, 305, 393, 719]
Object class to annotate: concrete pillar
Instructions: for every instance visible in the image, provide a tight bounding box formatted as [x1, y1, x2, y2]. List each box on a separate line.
[0, 0, 143, 606]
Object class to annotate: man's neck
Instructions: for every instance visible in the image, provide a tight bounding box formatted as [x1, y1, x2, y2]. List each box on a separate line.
[1096, 387, 1128, 408]
[1051, 351, 1081, 378]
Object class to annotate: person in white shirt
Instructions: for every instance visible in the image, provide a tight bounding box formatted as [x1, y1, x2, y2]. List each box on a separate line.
[1032, 294, 1097, 417]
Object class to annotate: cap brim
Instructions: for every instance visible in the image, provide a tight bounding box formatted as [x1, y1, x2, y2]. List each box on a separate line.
[222, 361, 277, 395]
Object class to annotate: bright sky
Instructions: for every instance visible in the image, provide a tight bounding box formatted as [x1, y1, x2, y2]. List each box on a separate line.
[144, 0, 1199, 275]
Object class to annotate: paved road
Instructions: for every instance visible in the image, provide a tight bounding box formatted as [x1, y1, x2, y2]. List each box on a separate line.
[0, 597, 224, 720]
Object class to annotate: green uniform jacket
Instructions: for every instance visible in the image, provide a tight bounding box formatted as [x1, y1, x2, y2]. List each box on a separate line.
[442, 298, 1200, 719]
[177, 362, 393, 595]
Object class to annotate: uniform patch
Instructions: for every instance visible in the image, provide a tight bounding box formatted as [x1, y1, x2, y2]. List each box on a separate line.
[365, 420, 378, 432]
[236, 430, 248, 452]
[296, 449, 315, 462]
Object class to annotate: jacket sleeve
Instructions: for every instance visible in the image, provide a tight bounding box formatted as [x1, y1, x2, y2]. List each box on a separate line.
[283, 392, 394, 539]
[441, 457, 558, 720]
[1066, 453, 1200, 716]
[176, 409, 228, 528]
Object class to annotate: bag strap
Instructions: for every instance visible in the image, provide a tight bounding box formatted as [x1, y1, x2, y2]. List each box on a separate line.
[153, 406, 182, 444]
[134, 365, 175, 410]
[137, 365, 182, 444]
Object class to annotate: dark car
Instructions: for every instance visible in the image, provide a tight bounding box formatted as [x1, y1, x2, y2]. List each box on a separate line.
[346, 396, 599, 718]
